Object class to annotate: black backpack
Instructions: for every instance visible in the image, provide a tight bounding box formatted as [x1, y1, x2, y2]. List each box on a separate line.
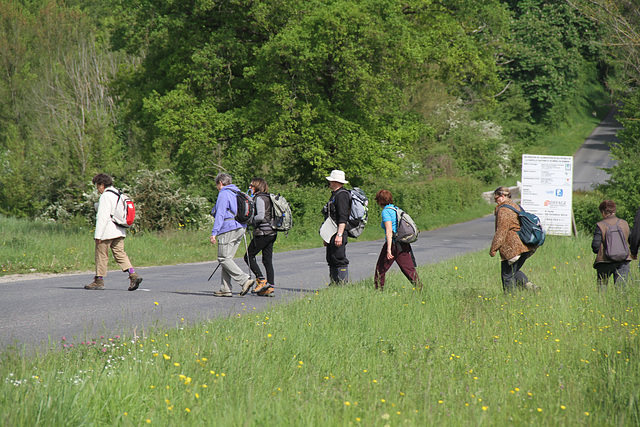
[230, 189, 255, 224]
[602, 219, 630, 262]
[499, 204, 545, 246]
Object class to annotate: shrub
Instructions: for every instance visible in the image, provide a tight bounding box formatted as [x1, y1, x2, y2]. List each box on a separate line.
[131, 169, 212, 232]
[572, 191, 604, 233]
[369, 176, 484, 230]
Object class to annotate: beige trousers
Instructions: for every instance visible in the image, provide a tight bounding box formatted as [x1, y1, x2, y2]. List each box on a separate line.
[217, 227, 250, 293]
[95, 237, 133, 277]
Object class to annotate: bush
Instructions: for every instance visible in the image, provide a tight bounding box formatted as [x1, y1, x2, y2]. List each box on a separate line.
[572, 191, 604, 233]
[573, 190, 639, 234]
[266, 177, 484, 237]
[369, 176, 484, 230]
[36, 169, 213, 232]
[131, 170, 212, 232]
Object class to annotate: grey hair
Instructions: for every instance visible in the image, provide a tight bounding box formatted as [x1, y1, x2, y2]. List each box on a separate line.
[215, 173, 233, 186]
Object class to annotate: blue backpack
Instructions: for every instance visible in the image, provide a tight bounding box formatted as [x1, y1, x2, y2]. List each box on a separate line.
[499, 204, 545, 246]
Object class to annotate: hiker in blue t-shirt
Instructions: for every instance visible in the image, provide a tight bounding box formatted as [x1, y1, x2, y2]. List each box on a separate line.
[373, 190, 421, 291]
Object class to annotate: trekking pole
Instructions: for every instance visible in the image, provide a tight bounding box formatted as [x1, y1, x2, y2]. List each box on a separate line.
[242, 230, 252, 278]
[207, 262, 221, 281]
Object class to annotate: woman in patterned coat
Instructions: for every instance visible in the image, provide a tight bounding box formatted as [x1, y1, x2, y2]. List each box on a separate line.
[489, 186, 538, 294]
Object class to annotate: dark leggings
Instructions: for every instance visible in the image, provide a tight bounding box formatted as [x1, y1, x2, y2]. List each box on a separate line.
[244, 234, 276, 285]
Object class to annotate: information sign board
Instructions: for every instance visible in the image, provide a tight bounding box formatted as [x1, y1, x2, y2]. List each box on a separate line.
[521, 154, 573, 236]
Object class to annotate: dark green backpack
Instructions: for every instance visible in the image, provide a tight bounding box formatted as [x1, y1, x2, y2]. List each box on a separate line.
[499, 204, 546, 246]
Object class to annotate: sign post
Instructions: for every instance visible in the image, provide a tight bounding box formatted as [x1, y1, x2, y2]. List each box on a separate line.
[521, 154, 573, 236]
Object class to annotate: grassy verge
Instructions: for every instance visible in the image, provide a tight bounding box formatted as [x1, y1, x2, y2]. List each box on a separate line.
[2, 234, 639, 425]
[0, 197, 493, 276]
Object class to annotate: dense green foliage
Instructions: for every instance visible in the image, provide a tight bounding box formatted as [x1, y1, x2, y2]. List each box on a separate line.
[599, 92, 640, 220]
[0, 0, 618, 228]
[568, 0, 640, 219]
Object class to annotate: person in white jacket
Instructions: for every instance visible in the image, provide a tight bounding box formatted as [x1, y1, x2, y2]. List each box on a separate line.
[85, 173, 143, 291]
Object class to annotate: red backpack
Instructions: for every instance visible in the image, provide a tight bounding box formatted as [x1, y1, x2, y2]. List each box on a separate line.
[106, 189, 136, 228]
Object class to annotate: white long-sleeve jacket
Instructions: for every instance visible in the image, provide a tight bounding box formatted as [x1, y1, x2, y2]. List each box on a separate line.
[94, 186, 127, 240]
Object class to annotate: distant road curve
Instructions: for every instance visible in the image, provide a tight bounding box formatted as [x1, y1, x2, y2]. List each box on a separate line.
[573, 107, 621, 191]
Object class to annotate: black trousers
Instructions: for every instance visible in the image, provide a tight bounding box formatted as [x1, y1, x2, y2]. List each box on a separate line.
[595, 261, 629, 291]
[326, 234, 348, 283]
[244, 234, 276, 285]
[500, 252, 531, 293]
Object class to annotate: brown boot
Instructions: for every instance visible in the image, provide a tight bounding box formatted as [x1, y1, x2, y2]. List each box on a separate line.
[257, 286, 274, 297]
[128, 273, 143, 291]
[85, 277, 105, 290]
[253, 278, 269, 293]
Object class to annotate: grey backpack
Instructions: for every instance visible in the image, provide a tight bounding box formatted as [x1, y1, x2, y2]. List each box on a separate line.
[269, 193, 293, 232]
[603, 219, 630, 262]
[389, 206, 419, 243]
[346, 188, 369, 238]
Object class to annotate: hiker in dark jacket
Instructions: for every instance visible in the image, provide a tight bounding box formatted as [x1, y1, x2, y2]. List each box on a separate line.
[591, 200, 631, 291]
[244, 177, 277, 297]
[322, 170, 351, 284]
[490, 186, 538, 294]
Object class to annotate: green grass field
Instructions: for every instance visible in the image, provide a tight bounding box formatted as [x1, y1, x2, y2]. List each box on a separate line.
[2, 234, 639, 426]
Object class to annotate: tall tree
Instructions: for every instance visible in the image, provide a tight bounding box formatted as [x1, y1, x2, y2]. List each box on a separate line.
[108, 0, 511, 188]
[568, 0, 640, 215]
[503, 0, 602, 124]
[0, 0, 132, 216]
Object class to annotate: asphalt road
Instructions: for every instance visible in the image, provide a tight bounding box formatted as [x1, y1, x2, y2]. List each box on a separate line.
[0, 215, 495, 352]
[573, 107, 621, 191]
[0, 110, 619, 352]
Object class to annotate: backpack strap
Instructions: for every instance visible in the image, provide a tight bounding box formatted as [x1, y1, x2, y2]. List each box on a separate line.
[497, 204, 521, 214]
[105, 188, 123, 216]
[329, 187, 351, 222]
[385, 205, 401, 221]
[105, 188, 121, 199]
[385, 205, 401, 241]
[227, 188, 242, 215]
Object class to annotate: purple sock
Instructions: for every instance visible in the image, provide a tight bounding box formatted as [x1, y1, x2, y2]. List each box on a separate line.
[128, 268, 135, 274]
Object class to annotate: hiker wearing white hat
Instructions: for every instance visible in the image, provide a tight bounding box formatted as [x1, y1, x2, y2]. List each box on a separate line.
[322, 170, 351, 284]
[325, 170, 349, 184]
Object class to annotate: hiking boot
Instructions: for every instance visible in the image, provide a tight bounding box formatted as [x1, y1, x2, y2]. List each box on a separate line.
[213, 291, 233, 297]
[253, 278, 269, 294]
[128, 273, 143, 291]
[524, 282, 540, 292]
[239, 278, 255, 296]
[257, 287, 274, 297]
[85, 277, 105, 290]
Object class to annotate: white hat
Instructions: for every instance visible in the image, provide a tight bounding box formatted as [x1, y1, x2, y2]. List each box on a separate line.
[325, 170, 348, 184]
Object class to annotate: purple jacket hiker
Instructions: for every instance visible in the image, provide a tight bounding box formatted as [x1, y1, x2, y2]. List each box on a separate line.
[211, 184, 246, 237]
